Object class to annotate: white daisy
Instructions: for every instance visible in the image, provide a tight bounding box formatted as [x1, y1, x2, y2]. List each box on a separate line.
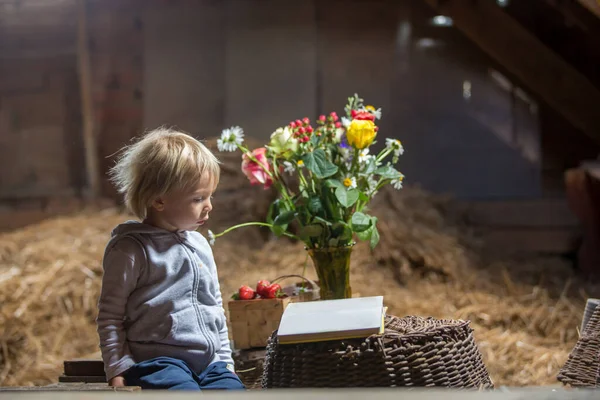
[391, 173, 405, 190]
[358, 149, 372, 164]
[207, 230, 216, 245]
[283, 161, 295, 175]
[217, 126, 244, 152]
[343, 176, 357, 190]
[385, 138, 404, 157]
[367, 176, 379, 197]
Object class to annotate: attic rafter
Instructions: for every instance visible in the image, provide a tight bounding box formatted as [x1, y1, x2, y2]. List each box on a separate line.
[421, 0, 600, 144]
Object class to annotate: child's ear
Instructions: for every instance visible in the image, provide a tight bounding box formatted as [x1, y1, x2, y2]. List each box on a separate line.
[151, 198, 165, 212]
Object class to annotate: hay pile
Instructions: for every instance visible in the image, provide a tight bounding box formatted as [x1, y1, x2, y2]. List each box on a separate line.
[0, 184, 597, 387]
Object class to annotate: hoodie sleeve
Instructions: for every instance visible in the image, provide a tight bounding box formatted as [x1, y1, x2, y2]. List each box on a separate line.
[203, 240, 235, 370]
[96, 237, 143, 380]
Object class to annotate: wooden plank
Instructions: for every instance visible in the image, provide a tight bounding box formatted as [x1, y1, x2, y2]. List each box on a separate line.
[63, 359, 105, 377]
[460, 198, 579, 228]
[58, 375, 106, 383]
[0, 383, 139, 392]
[420, 0, 600, 144]
[225, 0, 317, 142]
[478, 227, 580, 254]
[76, 0, 100, 198]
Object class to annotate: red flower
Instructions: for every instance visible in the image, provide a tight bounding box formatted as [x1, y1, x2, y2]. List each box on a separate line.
[241, 148, 273, 189]
[353, 111, 376, 121]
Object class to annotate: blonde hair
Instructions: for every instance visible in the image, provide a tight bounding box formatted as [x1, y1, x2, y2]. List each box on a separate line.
[109, 127, 220, 220]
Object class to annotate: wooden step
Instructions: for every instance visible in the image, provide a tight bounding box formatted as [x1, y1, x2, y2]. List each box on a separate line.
[458, 198, 580, 255]
[0, 383, 139, 392]
[459, 198, 578, 228]
[63, 359, 106, 378]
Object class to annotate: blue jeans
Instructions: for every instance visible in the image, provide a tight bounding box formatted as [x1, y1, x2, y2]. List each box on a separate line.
[123, 357, 245, 391]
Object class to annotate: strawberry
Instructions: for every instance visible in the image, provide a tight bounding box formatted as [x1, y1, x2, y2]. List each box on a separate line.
[264, 283, 283, 299]
[238, 285, 255, 300]
[256, 280, 270, 297]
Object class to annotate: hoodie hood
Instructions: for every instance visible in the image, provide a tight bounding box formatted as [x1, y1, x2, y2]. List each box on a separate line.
[111, 220, 191, 240]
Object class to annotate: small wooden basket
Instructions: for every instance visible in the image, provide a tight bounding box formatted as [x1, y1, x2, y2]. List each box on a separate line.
[228, 274, 319, 350]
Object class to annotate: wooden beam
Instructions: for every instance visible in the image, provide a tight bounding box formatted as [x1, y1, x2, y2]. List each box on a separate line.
[421, 0, 600, 144]
[76, 0, 100, 198]
[545, 0, 600, 38]
[578, 0, 600, 19]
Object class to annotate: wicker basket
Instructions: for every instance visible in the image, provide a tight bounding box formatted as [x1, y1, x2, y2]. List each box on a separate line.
[261, 315, 493, 389]
[557, 306, 600, 388]
[236, 358, 265, 390]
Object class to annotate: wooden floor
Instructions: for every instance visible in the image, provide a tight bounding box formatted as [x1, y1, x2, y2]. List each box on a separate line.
[0, 387, 598, 399]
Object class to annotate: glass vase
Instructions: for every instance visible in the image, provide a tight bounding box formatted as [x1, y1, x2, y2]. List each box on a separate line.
[306, 244, 353, 300]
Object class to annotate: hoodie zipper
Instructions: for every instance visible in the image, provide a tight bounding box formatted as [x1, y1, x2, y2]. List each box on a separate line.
[175, 234, 215, 358]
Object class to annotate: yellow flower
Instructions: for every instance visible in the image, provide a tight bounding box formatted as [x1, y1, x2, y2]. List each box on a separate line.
[343, 178, 353, 187]
[347, 119, 376, 149]
[297, 160, 304, 167]
[365, 105, 376, 112]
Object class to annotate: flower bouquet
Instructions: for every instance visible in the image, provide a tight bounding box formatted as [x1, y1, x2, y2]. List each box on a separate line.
[211, 94, 404, 299]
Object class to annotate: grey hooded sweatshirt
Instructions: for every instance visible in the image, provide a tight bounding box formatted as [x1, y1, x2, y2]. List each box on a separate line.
[96, 221, 233, 380]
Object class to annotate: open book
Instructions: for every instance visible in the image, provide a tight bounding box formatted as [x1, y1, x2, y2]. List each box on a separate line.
[276, 296, 386, 344]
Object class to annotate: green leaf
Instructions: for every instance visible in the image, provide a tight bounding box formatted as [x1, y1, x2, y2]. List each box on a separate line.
[299, 224, 323, 240]
[335, 187, 359, 208]
[296, 205, 311, 225]
[375, 165, 401, 180]
[308, 196, 324, 216]
[313, 216, 332, 226]
[321, 183, 342, 221]
[358, 191, 369, 202]
[273, 210, 295, 226]
[302, 149, 338, 179]
[351, 212, 371, 232]
[311, 134, 320, 147]
[332, 222, 353, 241]
[365, 157, 378, 174]
[325, 179, 344, 190]
[271, 225, 285, 236]
[328, 238, 339, 247]
[370, 224, 380, 250]
[266, 200, 280, 224]
[356, 226, 373, 241]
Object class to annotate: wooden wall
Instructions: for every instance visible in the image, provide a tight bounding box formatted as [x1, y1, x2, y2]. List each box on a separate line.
[0, 0, 142, 228]
[1, 0, 596, 234]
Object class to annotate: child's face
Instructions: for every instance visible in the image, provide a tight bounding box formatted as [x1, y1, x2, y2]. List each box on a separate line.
[151, 172, 217, 232]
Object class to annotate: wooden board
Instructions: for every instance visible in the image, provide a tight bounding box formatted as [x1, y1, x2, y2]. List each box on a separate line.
[58, 376, 106, 384]
[460, 198, 579, 228]
[63, 359, 105, 377]
[478, 228, 580, 255]
[0, 383, 139, 392]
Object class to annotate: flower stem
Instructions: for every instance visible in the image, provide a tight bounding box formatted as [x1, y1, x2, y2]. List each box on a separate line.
[376, 147, 393, 163]
[212, 222, 300, 241]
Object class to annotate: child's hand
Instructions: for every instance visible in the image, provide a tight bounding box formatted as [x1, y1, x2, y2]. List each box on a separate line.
[109, 376, 126, 387]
